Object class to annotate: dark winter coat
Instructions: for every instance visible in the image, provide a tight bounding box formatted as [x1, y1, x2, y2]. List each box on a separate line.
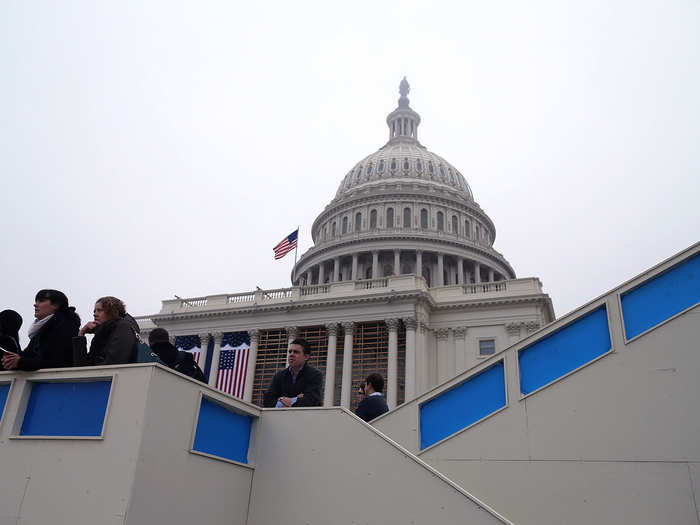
[16, 309, 80, 371]
[355, 393, 389, 422]
[150, 341, 206, 383]
[73, 315, 139, 367]
[263, 364, 323, 407]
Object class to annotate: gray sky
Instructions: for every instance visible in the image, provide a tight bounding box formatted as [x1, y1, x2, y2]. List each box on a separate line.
[2, 1, 698, 344]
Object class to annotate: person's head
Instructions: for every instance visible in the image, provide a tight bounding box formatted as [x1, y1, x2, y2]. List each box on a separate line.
[34, 289, 69, 320]
[364, 373, 384, 395]
[0, 310, 23, 340]
[148, 327, 170, 347]
[288, 338, 311, 371]
[94, 296, 126, 324]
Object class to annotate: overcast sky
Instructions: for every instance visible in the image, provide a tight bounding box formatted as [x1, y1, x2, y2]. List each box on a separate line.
[2, 1, 698, 344]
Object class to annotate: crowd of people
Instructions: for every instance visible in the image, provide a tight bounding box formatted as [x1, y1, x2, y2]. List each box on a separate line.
[2, 289, 390, 421]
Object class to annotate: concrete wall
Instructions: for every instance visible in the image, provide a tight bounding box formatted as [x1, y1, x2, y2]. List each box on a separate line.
[126, 366, 258, 525]
[373, 243, 700, 525]
[247, 407, 512, 525]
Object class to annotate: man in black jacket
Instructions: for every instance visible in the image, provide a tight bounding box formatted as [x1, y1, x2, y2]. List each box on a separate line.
[263, 338, 322, 408]
[355, 373, 389, 422]
[148, 328, 206, 383]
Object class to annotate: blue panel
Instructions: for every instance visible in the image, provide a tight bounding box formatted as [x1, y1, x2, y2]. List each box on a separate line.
[0, 383, 10, 420]
[519, 306, 610, 396]
[193, 398, 252, 463]
[420, 361, 505, 450]
[21, 381, 112, 436]
[621, 253, 700, 340]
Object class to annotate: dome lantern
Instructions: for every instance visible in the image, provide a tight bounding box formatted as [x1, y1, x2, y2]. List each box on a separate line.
[386, 76, 421, 144]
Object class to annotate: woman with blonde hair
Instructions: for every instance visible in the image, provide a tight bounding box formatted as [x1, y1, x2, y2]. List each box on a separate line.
[73, 296, 139, 366]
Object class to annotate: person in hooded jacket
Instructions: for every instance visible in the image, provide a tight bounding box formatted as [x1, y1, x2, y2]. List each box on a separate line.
[1, 290, 80, 371]
[148, 327, 206, 383]
[73, 296, 139, 366]
[0, 309, 23, 370]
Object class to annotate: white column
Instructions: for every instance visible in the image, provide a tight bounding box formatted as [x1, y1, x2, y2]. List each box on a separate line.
[474, 262, 481, 283]
[324, 323, 338, 407]
[416, 250, 422, 278]
[436, 328, 450, 383]
[453, 327, 467, 373]
[208, 332, 224, 388]
[457, 258, 464, 285]
[286, 326, 298, 346]
[386, 318, 399, 409]
[333, 257, 340, 282]
[305, 270, 312, 286]
[243, 329, 259, 402]
[437, 253, 444, 286]
[340, 322, 355, 408]
[393, 250, 400, 275]
[372, 251, 379, 279]
[352, 254, 358, 280]
[404, 318, 417, 401]
[488, 268, 495, 282]
[198, 332, 210, 371]
[318, 263, 325, 284]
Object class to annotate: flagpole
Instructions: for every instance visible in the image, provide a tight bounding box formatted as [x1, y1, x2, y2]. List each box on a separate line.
[294, 225, 299, 266]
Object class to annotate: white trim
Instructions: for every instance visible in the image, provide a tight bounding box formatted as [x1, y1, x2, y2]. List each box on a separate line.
[0, 378, 16, 430]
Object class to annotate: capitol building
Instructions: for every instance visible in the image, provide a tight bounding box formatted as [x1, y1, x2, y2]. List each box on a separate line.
[138, 78, 554, 409]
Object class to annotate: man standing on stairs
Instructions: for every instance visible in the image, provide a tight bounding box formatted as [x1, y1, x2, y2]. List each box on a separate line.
[263, 338, 323, 408]
[355, 373, 389, 422]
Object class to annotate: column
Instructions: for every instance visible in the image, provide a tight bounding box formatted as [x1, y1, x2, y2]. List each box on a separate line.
[393, 250, 400, 275]
[340, 322, 355, 408]
[286, 326, 298, 346]
[208, 332, 224, 388]
[403, 317, 417, 401]
[416, 250, 422, 278]
[453, 326, 467, 373]
[474, 262, 481, 283]
[372, 251, 379, 279]
[437, 253, 444, 286]
[457, 258, 464, 285]
[243, 329, 260, 402]
[324, 323, 338, 406]
[488, 268, 495, 282]
[305, 270, 312, 286]
[352, 254, 358, 281]
[318, 263, 325, 284]
[198, 332, 210, 371]
[333, 257, 340, 282]
[386, 318, 399, 409]
[436, 328, 450, 383]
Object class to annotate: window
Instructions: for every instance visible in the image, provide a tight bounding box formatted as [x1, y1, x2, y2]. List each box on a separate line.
[479, 339, 496, 357]
[342, 217, 348, 234]
[383, 264, 393, 277]
[355, 212, 362, 231]
[386, 208, 394, 228]
[403, 207, 411, 228]
[451, 215, 458, 233]
[322, 226, 327, 239]
[332, 222, 336, 236]
[370, 209, 377, 229]
[437, 211, 444, 231]
[403, 158, 410, 170]
[416, 159, 423, 172]
[390, 158, 397, 171]
[378, 159, 385, 173]
[365, 267, 372, 279]
[366, 163, 373, 176]
[465, 220, 470, 238]
[420, 209, 428, 228]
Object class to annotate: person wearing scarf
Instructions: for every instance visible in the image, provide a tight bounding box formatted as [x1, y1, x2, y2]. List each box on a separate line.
[1, 290, 80, 371]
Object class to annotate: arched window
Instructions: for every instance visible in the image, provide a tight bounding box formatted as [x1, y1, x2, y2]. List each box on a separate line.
[451, 215, 458, 233]
[390, 158, 397, 171]
[420, 209, 428, 228]
[370, 209, 377, 229]
[342, 217, 348, 234]
[355, 212, 362, 231]
[366, 163, 373, 176]
[332, 222, 336, 236]
[416, 159, 423, 172]
[378, 159, 385, 173]
[403, 158, 410, 170]
[403, 207, 411, 228]
[386, 208, 394, 228]
[465, 220, 470, 238]
[323, 226, 327, 239]
[437, 211, 444, 231]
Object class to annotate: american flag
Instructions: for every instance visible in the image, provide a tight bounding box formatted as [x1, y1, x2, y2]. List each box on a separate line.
[176, 334, 204, 364]
[215, 332, 250, 398]
[273, 229, 298, 260]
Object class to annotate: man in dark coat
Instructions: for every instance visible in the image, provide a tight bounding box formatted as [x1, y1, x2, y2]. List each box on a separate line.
[263, 338, 322, 408]
[148, 327, 206, 383]
[355, 373, 389, 422]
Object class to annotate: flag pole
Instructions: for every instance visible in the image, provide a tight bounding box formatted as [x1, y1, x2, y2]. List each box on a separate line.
[294, 225, 299, 266]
